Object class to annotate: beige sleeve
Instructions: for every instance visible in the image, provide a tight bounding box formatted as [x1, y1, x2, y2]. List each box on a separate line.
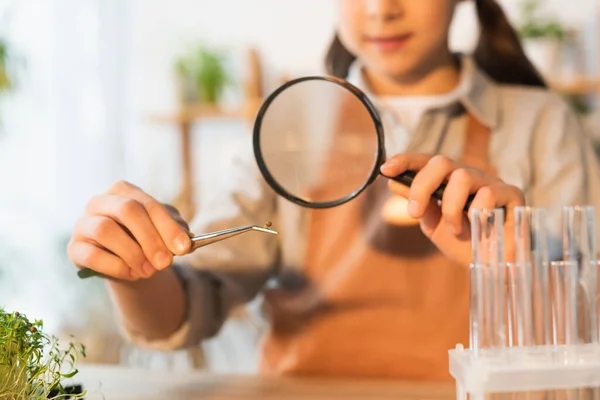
[528, 93, 600, 259]
[122, 146, 280, 350]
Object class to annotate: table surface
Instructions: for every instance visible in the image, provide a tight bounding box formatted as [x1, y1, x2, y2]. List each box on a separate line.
[74, 364, 456, 400]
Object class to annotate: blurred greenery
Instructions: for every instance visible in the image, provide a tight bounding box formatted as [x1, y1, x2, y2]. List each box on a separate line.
[175, 43, 230, 105]
[518, 0, 566, 40]
[0, 38, 11, 94]
[564, 94, 591, 115]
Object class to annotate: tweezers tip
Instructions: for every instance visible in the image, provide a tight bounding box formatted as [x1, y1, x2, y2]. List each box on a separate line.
[252, 226, 279, 235]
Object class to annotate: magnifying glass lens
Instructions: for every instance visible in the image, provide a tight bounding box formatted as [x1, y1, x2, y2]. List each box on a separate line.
[255, 78, 380, 207]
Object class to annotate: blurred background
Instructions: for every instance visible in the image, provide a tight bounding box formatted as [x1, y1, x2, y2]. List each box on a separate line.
[0, 0, 599, 374]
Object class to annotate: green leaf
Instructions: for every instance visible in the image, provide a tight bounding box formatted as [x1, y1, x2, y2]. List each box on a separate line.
[60, 368, 78, 378]
[77, 268, 102, 279]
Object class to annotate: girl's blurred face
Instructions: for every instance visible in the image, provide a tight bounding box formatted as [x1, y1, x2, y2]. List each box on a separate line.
[337, 0, 458, 80]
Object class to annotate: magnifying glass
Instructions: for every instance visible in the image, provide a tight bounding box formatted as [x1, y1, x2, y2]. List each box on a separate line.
[253, 76, 475, 210]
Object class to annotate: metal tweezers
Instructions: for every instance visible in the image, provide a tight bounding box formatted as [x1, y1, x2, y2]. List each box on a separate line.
[77, 224, 278, 279]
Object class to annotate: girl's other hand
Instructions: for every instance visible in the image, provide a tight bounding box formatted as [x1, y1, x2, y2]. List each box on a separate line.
[380, 154, 525, 266]
[67, 181, 192, 281]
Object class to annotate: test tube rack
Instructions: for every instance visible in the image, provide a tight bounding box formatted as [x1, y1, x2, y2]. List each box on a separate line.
[449, 206, 600, 399]
[450, 343, 600, 398]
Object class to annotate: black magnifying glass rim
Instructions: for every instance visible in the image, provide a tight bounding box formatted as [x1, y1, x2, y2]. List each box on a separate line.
[253, 75, 386, 209]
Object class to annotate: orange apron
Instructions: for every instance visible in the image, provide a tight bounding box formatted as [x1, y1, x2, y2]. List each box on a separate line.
[260, 112, 494, 380]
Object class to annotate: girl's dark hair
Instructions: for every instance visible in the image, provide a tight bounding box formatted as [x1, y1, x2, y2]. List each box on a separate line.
[325, 0, 547, 88]
[325, 34, 357, 80]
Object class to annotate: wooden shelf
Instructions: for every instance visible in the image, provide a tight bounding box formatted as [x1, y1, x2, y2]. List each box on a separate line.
[549, 77, 600, 95]
[150, 99, 262, 125]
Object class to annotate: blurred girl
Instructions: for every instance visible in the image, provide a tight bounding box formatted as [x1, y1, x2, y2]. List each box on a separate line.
[68, 0, 600, 380]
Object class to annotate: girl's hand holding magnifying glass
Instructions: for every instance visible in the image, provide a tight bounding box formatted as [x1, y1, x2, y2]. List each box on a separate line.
[381, 153, 525, 267]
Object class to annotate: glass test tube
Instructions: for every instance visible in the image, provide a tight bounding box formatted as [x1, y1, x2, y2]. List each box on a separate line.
[471, 208, 506, 350]
[514, 206, 549, 346]
[550, 259, 590, 400]
[507, 262, 534, 347]
[470, 262, 493, 353]
[550, 260, 579, 345]
[562, 206, 598, 344]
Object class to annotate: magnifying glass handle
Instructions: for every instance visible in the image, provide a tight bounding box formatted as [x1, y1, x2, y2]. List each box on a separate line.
[388, 170, 474, 212]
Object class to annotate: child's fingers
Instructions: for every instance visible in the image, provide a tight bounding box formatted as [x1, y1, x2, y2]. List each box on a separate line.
[441, 168, 502, 235]
[67, 240, 140, 281]
[384, 154, 452, 207]
[379, 153, 434, 177]
[107, 181, 192, 256]
[467, 183, 526, 213]
[86, 193, 173, 271]
[73, 215, 153, 278]
[406, 155, 462, 218]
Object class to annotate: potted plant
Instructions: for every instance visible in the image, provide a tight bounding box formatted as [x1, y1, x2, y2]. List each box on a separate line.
[517, 0, 566, 78]
[175, 43, 230, 105]
[0, 308, 86, 399]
